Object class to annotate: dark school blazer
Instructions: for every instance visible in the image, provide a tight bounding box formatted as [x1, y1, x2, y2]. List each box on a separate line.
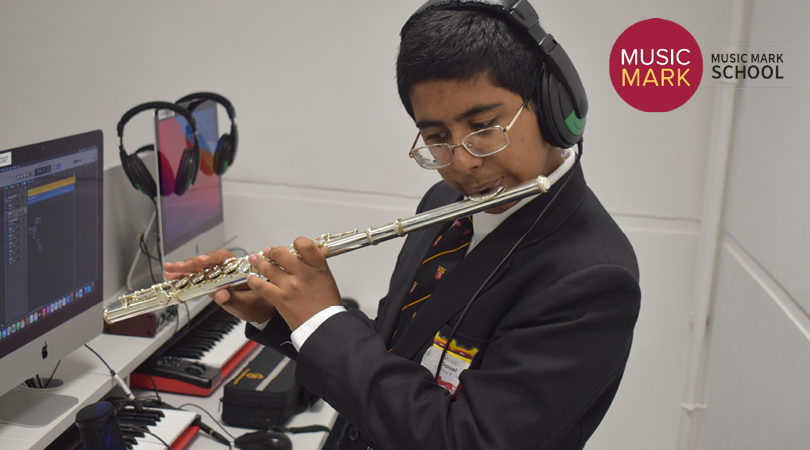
[248, 165, 641, 450]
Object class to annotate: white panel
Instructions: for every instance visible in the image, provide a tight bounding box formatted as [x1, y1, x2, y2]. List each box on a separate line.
[589, 217, 699, 450]
[702, 239, 810, 449]
[721, 0, 810, 314]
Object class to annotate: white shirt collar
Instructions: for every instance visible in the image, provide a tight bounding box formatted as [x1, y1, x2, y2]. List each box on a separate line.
[467, 194, 538, 254]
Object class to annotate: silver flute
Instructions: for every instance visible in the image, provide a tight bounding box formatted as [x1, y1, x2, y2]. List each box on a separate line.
[104, 152, 575, 325]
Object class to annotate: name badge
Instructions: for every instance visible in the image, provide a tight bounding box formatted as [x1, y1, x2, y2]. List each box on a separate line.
[420, 332, 479, 395]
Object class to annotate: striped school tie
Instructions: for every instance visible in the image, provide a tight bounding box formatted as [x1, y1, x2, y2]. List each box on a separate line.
[389, 216, 473, 350]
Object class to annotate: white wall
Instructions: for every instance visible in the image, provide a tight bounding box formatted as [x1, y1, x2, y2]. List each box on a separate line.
[699, 0, 809, 448]
[0, 1, 769, 449]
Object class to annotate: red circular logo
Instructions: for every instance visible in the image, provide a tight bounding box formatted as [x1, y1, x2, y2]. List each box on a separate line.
[610, 18, 703, 112]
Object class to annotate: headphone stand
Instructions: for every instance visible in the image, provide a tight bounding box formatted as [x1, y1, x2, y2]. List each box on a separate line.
[126, 211, 160, 292]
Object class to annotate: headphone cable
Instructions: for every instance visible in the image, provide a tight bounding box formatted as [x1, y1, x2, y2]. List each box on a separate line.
[433, 140, 583, 381]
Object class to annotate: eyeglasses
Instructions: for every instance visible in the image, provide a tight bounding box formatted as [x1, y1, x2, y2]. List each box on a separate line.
[408, 104, 526, 170]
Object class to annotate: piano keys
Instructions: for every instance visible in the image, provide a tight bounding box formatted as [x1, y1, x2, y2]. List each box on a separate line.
[117, 405, 200, 450]
[160, 306, 258, 371]
[130, 301, 259, 397]
[44, 403, 200, 450]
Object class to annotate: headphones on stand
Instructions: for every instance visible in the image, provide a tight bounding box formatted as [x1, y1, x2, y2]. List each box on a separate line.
[402, 0, 589, 150]
[175, 92, 238, 176]
[117, 101, 201, 198]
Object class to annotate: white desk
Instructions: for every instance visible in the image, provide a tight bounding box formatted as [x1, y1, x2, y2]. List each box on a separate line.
[0, 295, 337, 450]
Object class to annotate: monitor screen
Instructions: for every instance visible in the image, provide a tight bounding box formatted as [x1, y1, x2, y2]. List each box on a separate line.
[0, 130, 103, 424]
[154, 100, 225, 268]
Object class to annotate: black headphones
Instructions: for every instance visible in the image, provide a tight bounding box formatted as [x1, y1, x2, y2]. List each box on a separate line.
[118, 101, 201, 198]
[402, 0, 588, 149]
[176, 92, 238, 176]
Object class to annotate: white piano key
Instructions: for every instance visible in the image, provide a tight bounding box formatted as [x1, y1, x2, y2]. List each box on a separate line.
[186, 319, 250, 369]
[121, 407, 197, 450]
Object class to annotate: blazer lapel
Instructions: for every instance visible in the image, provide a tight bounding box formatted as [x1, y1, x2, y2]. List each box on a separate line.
[390, 166, 588, 360]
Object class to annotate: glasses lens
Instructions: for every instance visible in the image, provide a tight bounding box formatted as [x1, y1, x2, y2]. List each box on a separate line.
[412, 145, 452, 169]
[463, 128, 509, 157]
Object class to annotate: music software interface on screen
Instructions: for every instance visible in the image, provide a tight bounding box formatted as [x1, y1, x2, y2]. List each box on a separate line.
[0, 148, 99, 340]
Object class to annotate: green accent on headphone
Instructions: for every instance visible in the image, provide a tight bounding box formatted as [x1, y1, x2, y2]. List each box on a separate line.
[564, 110, 586, 136]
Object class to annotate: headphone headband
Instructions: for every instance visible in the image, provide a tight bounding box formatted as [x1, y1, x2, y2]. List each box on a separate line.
[402, 0, 588, 120]
[117, 101, 198, 138]
[176, 92, 236, 120]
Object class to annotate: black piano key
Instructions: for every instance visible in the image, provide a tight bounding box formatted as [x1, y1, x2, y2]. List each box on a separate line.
[121, 406, 164, 418]
[187, 331, 226, 340]
[119, 410, 164, 421]
[171, 342, 213, 353]
[121, 426, 144, 438]
[164, 349, 205, 359]
[122, 435, 137, 448]
[119, 417, 158, 428]
[177, 338, 216, 348]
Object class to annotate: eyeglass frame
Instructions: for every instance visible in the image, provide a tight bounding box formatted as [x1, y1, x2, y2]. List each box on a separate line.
[408, 103, 527, 170]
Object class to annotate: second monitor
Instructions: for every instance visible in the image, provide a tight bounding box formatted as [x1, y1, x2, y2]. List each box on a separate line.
[154, 99, 225, 273]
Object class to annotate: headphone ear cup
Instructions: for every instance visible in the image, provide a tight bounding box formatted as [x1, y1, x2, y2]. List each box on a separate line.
[173, 148, 199, 196]
[537, 65, 564, 149]
[120, 151, 157, 199]
[213, 133, 232, 175]
[538, 64, 582, 149]
[213, 124, 238, 175]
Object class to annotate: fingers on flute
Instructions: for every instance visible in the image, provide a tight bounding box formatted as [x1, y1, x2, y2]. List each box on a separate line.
[212, 288, 231, 304]
[165, 249, 235, 274]
[267, 245, 302, 271]
[291, 237, 327, 267]
[245, 270, 279, 300]
[248, 253, 287, 283]
[214, 288, 275, 323]
[164, 271, 191, 280]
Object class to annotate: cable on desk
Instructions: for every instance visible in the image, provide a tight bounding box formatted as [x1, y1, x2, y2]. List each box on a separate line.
[162, 301, 191, 357]
[43, 360, 61, 388]
[84, 344, 143, 412]
[139, 399, 232, 448]
[138, 368, 163, 405]
[138, 198, 162, 284]
[178, 402, 237, 441]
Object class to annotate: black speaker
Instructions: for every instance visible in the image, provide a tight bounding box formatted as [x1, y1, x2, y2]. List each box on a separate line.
[75, 401, 127, 450]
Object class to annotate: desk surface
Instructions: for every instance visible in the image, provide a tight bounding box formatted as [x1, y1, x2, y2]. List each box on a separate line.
[0, 295, 337, 450]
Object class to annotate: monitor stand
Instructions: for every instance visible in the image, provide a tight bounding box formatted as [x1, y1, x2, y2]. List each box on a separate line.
[0, 382, 78, 427]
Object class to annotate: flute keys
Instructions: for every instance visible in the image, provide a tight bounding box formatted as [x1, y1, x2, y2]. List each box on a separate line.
[223, 259, 240, 274]
[208, 267, 222, 279]
[191, 271, 207, 284]
[173, 277, 189, 289]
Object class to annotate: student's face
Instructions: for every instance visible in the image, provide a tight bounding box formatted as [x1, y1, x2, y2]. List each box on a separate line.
[409, 73, 555, 213]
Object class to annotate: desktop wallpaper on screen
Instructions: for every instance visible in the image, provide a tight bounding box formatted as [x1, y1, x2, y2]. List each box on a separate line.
[156, 105, 223, 254]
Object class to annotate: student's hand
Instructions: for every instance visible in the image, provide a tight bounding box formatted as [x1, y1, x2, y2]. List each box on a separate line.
[163, 249, 276, 324]
[246, 238, 342, 332]
[163, 248, 237, 280]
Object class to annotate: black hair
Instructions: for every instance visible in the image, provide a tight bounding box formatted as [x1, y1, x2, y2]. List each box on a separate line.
[397, 8, 541, 119]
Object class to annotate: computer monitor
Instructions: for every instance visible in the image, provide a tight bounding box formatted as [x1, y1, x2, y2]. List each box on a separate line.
[154, 99, 225, 273]
[0, 130, 104, 427]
